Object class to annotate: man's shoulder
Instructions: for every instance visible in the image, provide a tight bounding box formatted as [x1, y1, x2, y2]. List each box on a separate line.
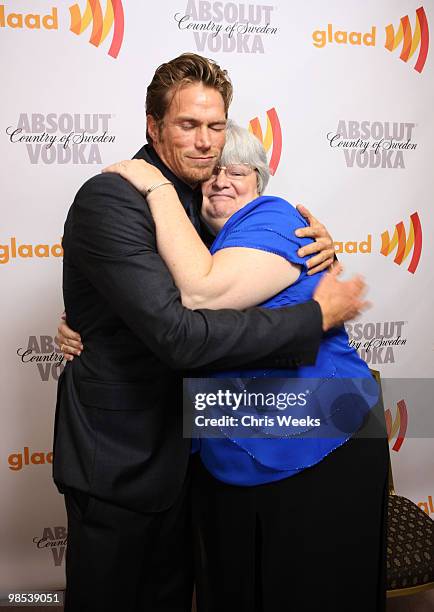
[75, 171, 142, 203]
[64, 170, 153, 243]
[68, 172, 149, 225]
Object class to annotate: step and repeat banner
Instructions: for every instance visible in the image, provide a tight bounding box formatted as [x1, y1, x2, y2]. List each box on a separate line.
[1, 0, 433, 597]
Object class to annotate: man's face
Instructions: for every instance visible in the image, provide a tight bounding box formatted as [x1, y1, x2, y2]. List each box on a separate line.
[148, 83, 227, 186]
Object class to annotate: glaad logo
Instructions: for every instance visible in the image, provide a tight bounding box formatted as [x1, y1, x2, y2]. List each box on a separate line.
[8, 447, 53, 471]
[312, 6, 429, 74]
[174, 1, 278, 54]
[5, 113, 116, 164]
[17, 336, 64, 382]
[385, 7, 429, 73]
[248, 108, 282, 175]
[334, 236, 372, 255]
[69, 0, 125, 59]
[385, 399, 408, 452]
[0, 2, 124, 59]
[33, 526, 67, 567]
[0, 5, 58, 29]
[312, 24, 376, 49]
[380, 212, 422, 274]
[345, 320, 408, 365]
[0, 238, 63, 264]
[327, 120, 418, 169]
[334, 213, 423, 274]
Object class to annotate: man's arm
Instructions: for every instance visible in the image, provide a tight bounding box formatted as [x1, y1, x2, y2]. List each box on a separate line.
[68, 174, 363, 371]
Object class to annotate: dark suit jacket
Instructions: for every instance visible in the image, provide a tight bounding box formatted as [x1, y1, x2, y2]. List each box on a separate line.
[53, 145, 323, 513]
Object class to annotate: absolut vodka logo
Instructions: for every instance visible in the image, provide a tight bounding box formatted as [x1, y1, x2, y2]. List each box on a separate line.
[33, 526, 67, 567]
[6, 113, 116, 164]
[327, 120, 418, 168]
[345, 320, 408, 365]
[174, 1, 278, 54]
[17, 335, 64, 381]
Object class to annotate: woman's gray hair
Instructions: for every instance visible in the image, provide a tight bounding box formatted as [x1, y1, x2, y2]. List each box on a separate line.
[220, 120, 270, 194]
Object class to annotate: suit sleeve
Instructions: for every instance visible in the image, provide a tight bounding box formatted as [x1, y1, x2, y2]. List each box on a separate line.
[70, 174, 323, 370]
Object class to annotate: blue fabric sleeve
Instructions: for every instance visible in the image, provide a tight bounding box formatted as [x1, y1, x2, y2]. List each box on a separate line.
[213, 196, 312, 270]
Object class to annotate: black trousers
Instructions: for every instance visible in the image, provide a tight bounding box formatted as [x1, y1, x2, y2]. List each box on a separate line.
[63, 472, 193, 612]
[192, 405, 389, 612]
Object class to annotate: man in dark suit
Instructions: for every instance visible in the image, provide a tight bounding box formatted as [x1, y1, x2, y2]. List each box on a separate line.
[54, 53, 366, 612]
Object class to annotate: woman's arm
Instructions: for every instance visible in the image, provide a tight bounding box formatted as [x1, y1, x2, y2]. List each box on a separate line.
[102, 160, 300, 310]
[146, 180, 300, 310]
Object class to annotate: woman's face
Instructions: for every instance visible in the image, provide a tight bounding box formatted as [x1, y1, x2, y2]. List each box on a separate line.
[201, 164, 259, 231]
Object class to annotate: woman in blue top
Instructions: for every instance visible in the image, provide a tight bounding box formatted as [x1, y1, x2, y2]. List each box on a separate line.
[60, 123, 388, 612]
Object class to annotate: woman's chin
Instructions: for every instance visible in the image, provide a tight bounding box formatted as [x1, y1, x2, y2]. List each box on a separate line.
[201, 210, 229, 233]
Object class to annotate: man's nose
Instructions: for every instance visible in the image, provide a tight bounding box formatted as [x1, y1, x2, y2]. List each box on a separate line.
[195, 126, 211, 150]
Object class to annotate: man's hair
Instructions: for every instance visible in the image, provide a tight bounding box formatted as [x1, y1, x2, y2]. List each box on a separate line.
[146, 53, 233, 143]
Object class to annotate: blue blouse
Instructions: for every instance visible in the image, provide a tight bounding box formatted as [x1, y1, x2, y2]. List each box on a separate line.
[195, 195, 377, 486]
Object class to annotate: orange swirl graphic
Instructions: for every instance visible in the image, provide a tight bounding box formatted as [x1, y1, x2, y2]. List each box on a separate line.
[249, 108, 282, 176]
[69, 0, 124, 59]
[385, 400, 408, 452]
[380, 212, 422, 274]
[384, 6, 429, 73]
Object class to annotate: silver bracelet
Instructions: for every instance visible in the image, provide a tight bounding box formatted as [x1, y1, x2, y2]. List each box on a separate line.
[143, 181, 174, 196]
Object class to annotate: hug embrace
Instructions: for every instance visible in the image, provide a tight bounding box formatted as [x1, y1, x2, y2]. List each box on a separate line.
[54, 53, 388, 612]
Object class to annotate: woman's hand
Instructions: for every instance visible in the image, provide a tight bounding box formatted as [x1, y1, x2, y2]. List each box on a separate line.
[102, 159, 166, 195]
[55, 319, 83, 362]
[295, 204, 336, 275]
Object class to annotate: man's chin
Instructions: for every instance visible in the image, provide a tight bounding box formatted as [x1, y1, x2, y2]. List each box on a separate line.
[183, 166, 214, 185]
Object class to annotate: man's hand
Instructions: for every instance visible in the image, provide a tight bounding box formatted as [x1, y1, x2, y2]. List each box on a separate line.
[295, 204, 335, 276]
[55, 319, 83, 362]
[313, 266, 370, 331]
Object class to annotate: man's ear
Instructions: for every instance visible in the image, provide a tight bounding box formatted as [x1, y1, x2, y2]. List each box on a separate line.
[146, 115, 159, 145]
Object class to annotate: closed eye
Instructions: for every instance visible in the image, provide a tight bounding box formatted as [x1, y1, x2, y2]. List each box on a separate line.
[210, 123, 226, 131]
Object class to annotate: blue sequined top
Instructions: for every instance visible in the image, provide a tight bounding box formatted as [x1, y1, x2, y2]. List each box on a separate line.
[195, 195, 377, 486]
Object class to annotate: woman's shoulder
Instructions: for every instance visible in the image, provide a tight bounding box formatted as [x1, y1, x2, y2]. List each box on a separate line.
[251, 194, 295, 210]
[239, 195, 308, 228]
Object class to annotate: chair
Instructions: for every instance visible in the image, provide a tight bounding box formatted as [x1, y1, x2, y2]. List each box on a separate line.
[370, 370, 434, 598]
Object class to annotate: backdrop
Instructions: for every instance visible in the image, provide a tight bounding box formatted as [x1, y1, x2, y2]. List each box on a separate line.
[1, 0, 433, 597]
